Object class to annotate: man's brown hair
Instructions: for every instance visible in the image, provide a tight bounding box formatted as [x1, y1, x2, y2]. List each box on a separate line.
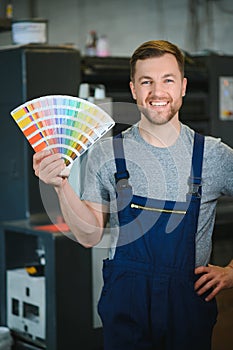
[130, 40, 185, 81]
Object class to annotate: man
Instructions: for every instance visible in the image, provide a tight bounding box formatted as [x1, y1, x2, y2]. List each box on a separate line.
[33, 40, 233, 350]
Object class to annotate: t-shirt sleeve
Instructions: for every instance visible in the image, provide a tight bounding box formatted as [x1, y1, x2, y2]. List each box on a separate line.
[80, 139, 114, 205]
[205, 137, 233, 197]
[220, 142, 233, 196]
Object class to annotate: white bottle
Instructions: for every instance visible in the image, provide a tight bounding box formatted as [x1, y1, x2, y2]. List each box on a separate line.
[85, 30, 97, 56]
[96, 35, 110, 57]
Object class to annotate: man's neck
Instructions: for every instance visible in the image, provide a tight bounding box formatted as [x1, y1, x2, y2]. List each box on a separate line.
[138, 116, 181, 148]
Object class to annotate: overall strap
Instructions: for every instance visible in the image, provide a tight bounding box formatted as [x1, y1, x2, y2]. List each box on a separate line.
[188, 132, 205, 197]
[113, 133, 130, 185]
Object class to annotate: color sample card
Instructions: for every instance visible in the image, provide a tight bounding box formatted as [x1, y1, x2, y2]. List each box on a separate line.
[11, 95, 115, 171]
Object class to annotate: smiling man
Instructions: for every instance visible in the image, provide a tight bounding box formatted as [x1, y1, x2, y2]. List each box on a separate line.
[33, 40, 233, 350]
[130, 53, 186, 128]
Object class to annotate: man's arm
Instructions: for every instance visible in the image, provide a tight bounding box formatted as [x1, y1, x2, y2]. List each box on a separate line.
[33, 150, 107, 247]
[194, 140, 233, 300]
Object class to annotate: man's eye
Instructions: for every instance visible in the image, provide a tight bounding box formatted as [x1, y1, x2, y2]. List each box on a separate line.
[141, 81, 151, 85]
[165, 79, 174, 83]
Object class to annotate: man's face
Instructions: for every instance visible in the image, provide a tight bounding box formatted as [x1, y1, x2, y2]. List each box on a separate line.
[129, 54, 187, 126]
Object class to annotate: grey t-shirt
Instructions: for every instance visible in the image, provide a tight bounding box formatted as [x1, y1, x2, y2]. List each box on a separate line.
[81, 123, 233, 266]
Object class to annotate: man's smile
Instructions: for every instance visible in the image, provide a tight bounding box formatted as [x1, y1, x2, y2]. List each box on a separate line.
[149, 101, 168, 107]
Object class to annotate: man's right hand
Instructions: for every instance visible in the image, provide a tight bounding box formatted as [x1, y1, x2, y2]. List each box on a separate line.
[33, 150, 67, 188]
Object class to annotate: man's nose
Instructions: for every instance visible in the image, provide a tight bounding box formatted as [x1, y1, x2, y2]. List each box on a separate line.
[149, 83, 164, 96]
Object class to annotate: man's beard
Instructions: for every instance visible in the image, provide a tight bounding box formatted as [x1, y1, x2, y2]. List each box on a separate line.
[138, 100, 182, 126]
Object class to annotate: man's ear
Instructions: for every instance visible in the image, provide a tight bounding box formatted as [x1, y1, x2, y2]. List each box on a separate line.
[129, 81, 137, 100]
[182, 77, 187, 97]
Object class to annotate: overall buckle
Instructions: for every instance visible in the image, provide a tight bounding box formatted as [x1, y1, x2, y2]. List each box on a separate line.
[114, 171, 130, 190]
[188, 176, 202, 197]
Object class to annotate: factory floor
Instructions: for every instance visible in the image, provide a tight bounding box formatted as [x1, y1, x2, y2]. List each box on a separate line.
[212, 288, 233, 350]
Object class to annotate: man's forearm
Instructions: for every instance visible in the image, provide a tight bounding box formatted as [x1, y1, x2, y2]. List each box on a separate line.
[55, 179, 105, 247]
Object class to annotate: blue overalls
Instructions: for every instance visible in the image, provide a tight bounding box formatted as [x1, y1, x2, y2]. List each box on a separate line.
[98, 132, 218, 350]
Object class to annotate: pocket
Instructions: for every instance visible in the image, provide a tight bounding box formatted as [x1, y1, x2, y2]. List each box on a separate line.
[97, 262, 135, 324]
[181, 278, 218, 326]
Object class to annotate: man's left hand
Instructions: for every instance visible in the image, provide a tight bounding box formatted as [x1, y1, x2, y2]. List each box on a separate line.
[194, 261, 233, 301]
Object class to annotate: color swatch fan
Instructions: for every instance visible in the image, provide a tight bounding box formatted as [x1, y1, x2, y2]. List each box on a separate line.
[11, 95, 115, 176]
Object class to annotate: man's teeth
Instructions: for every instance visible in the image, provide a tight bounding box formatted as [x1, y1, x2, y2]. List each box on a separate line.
[150, 101, 167, 106]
